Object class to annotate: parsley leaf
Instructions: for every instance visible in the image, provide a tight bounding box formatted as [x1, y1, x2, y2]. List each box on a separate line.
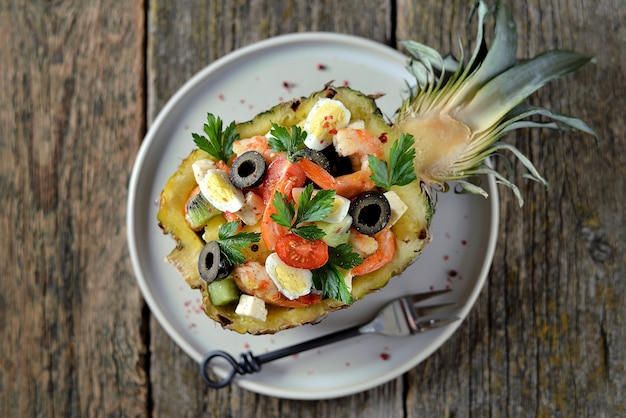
[267, 123, 307, 162]
[294, 185, 335, 225]
[192, 113, 238, 163]
[311, 243, 361, 304]
[312, 264, 354, 304]
[292, 225, 326, 241]
[217, 221, 239, 240]
[328, 244, 363, 270]
[270, 184, 335, 240]
[215, 221, 261, 265]
[368, 133, 417, 189]
[269, 192, 295, 228]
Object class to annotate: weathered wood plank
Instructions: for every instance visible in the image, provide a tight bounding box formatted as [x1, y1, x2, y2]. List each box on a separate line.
[0, 1, 147, 416]
[147, 0, 394, 124]
[397, 1, 625, 417]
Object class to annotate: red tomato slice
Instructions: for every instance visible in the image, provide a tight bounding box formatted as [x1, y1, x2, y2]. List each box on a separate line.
[275, 233, 329, 270]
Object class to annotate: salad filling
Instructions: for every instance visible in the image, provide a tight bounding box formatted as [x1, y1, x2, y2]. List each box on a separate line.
[187, 97, 416, 321]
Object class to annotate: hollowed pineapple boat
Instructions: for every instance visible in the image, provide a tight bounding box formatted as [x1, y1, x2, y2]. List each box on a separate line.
[157, 1, 595, 334]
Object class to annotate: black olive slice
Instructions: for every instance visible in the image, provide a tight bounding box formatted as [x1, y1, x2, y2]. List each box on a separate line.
[198, 241, 233, 282]
[349, 191, 391, 235]
[229, 150, 266, 189]
[299, 148, 331, 173]
[321, 146, 352, 177]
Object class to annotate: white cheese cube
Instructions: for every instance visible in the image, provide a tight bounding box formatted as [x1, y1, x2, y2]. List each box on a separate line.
[235, 294, 268, 322]
[384, 190, 408, 227]
[236, 191, 264, 225]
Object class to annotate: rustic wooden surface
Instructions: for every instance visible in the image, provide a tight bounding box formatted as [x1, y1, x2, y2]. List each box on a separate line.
[1, 0, 624, 416]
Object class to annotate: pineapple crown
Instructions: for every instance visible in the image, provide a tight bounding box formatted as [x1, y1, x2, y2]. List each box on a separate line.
[398, 0, 596, 205]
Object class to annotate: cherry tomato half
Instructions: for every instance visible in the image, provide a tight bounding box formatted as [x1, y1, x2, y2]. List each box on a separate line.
[275, 233, 329, 270]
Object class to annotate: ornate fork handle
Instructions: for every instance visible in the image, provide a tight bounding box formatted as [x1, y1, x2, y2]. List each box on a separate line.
[200, 289, 457, 388]
[200, 350, 262, 388]
[200, 325, 363, 388]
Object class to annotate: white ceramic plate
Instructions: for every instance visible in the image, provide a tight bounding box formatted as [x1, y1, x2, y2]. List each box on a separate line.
[128, 33, 498, 400]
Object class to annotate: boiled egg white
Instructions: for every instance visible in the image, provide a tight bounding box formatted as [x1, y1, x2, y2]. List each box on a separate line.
[265, 253, 313, 300]
[191, 159, 216, 180]
[192, 160, 244, 213]
[291, 187, 350, 224]
[303, 98, 351, 151]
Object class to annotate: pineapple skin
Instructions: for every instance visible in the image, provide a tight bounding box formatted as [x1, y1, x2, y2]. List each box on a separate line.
[157, 86, 434, 334]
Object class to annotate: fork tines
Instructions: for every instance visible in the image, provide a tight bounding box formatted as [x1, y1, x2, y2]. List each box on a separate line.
[403, 289, 458, 332]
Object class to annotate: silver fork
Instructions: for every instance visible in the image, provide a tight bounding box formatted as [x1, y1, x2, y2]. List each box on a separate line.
[200, 288, 458, 388]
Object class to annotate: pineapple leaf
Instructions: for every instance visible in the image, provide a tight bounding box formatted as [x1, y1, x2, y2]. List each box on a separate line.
[500, 104, 598, 141]
[455, 180, 489, 199]
[464, 1, 517, 95]
[457, 50, 595, 132]
[490, 142, 548, 187]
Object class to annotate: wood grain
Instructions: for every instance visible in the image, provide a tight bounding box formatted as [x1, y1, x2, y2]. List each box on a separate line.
[1, 0, 624, 417]
[0, 1, 148, 416]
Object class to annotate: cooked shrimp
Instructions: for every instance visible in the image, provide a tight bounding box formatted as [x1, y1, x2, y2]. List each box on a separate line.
[351, 228, 396, 276]
[233, 262, 322, 308]
[298, 128, 384, 199]
[298, 159, 376, 199]
[232, 135, 281, 163]
[333, 128, 384, 171]
[348, 229, 379, 258]
[215, 160, 230, 174]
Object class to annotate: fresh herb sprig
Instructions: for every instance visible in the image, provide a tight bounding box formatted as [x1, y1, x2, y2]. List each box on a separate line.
[327, 243, 363, 270]
[192, 113, 238, 163]
[270, 183, 335, 240]
[368, 133, 417, 189]
[267, 123, 307, 162]
[215, 221, 261, 265]
[312, 244, 363, 304]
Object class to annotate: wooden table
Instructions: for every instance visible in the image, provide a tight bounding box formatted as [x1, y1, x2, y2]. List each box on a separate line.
[2, 1, 624, 416]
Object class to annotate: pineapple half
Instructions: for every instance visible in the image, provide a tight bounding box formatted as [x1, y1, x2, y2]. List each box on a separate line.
[157, 1, 595, 334]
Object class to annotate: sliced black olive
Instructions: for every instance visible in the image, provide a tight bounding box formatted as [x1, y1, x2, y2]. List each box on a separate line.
[299, 148, 331, 173]
[349, 191, 391, 235]
[321, 146, 353, 177]
[229, 150, 266, 189]
[198, 241, 232, 282]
